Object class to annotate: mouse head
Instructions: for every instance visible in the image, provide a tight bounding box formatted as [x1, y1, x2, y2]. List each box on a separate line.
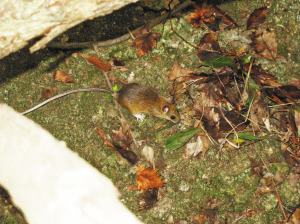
[161, 102, 180, 123]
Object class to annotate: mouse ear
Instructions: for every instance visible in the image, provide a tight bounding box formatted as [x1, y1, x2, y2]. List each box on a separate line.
[163, 106, 170, 114]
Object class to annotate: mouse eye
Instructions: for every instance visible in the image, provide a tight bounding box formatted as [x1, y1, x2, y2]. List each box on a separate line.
[171, 116, 175, 120]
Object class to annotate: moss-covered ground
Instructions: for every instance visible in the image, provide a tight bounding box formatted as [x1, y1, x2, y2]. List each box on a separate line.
[0, 0, 300, 223]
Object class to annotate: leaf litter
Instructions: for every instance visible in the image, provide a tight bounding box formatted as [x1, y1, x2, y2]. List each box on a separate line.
[2, 0, 300, 223]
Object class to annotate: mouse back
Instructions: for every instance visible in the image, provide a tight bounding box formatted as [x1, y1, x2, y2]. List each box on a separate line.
[114, 83, 180, 123]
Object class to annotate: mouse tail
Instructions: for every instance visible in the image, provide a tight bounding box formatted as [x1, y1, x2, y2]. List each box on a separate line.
[21, 88, 114, 115]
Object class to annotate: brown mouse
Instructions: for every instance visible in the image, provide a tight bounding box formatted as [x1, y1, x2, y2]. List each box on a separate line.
[21, 83, 180, 123]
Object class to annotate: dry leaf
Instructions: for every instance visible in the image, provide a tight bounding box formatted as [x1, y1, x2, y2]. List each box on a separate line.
[246, 6, 268, 30]
[244, 63, 281, 87]
[183, 134, 210, 158]
[274, 171, 286, 183]
[287, 208, 300, 224]
[139, 187, 158, 210]
[211, 5, 238, 29]
[250, 97, 268, 131]
[95, 125, 116, 151]
[80, 53, 111, 71]
[111, 117, 133, 147]
[111, 57, 125, 66]
[142, 146, 155, 169]
[249, 28, 277, 60]
[53, 70, 74, 83]
[127, 185, 139, 191]
[131, 26, 161, 57]
[295, 111, 300, 135]
[281, 143, 299, 165]
[255, 180, 274, 196]
[186, 4, 219, 31]
[180, 105, 196, 127]
[136, 165, 164, 192]
[200, 33, 220, 51]
[288, 173, 300, 187]
[96, 122, 137, 164]
[167, 62, 202, 83]
[163, 0, 179, 10]
[39, 86, 55, 101]
[112, 140, 137, 165]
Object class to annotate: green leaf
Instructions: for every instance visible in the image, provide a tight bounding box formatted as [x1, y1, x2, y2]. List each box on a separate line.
[113, 85, 119, 92]
[202, 54, 236, 68]
[104, 92, 112, 99]
[164, 127, 202, 153]
[234, 138, 245, 143]
[237, 133, 268, 140]
[244, 56, 252, 64]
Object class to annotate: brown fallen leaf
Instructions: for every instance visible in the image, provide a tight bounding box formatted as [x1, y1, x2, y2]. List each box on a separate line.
[111, 117, 133, 147]
[163, 0, 180, 10]
[139, 187, 158, 210]
[131, 26, 161, 57]
[281, 143, 299, 165]
[249, 157, 264, 178]
[249, 28, 278, 60]
[287, 173, 300, 187]
[250, 97, 268, 131]
[244, 63, 281, 87]
[109, 77, 128, 85]
[95, 125, 117, 151]
[255, 183, 274, 195]
[111, 57, 125, 67]
[265, 85, 300, 104]
[39, 86, 55, 101]
[286, 208, 300, 224]
[183, 134, 210, 158]
[211, 5, 238, 29]
[217, 108, 250, 131]
[167, 62, 202, 83]
[274, 171, 286, 184]
[127, 185, 139, 191]
[246, 6, 268, 30]
[200, 33, 220, 51]
[112, 140, 137, 165]
[186, 4, 220, 31]
[136, 165, 164, 192]
[80, 53, 112, 71]
[53, 70, 74, 83]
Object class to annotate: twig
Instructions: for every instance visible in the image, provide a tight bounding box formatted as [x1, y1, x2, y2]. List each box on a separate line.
[47, 0, 194, 50]
[242, 57, 254, 105]
[93, 44, 138, 147]
[169, 14, 199, 49]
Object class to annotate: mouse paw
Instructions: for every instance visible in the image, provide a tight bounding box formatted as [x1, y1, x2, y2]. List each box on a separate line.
[133, 113, 145, 121]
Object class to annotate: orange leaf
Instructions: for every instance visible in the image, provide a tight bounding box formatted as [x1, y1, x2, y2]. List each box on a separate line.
[131, 26, 161, 57]
[53, 70, 74, 83]
[186, 4, 215, 29]
[80, 54, 111, 71]
[136, 165, 164, 192]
